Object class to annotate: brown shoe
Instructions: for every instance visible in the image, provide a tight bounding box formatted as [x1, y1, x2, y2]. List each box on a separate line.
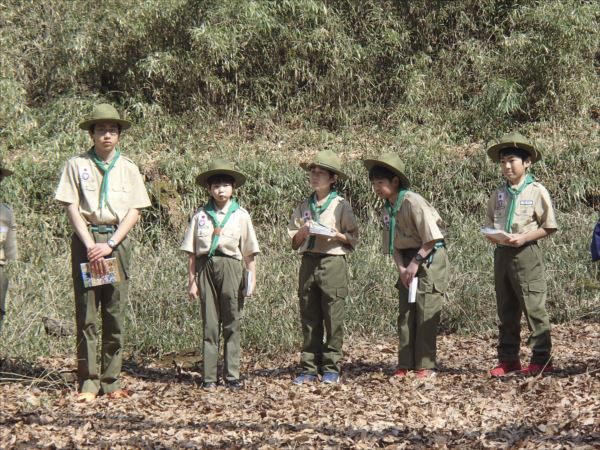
[106, 389, 132, 399]
[76, 392, 97, 402]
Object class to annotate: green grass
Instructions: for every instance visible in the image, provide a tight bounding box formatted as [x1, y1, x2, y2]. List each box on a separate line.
[0, 0, 599, 361]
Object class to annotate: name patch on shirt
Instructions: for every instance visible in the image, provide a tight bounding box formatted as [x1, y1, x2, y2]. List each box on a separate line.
[520, 200, 534, 206]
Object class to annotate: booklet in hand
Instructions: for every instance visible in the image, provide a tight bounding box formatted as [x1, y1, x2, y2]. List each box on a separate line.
[80, 257, 121, 288]
[480, 227, 511, 243]
[309, 222, 337, 237]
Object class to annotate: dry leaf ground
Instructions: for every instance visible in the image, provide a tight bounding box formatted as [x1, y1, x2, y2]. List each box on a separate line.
[1, 322, 599, 449]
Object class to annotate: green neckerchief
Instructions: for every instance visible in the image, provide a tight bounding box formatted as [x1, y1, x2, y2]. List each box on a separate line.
[505, 173, 535, 233]
[384, 189, 408, 256]
[307, 190, 338, 249]
[204, 198, 240, 257]
[90, 148, 120, 209]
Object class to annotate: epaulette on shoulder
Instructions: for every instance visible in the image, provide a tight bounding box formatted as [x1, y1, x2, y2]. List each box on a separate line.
[238, 206, 250, 215]
[120, 155, 137, 165]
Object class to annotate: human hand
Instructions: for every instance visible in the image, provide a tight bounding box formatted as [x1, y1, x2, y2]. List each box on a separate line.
[90, 257, 109, 277]
[400, 261, 419, 289]
[188, 281, 199, 301]
[87, 243, 113, 262]
[506, 234, 528, 248]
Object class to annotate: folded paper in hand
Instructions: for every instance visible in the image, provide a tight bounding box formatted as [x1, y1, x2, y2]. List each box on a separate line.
[408, 277, 418, 304]
[309, 222, 337, 237]
[242, 269, 253, 297]
[80, 257, 121, 288]
[480, 227, 511, 243]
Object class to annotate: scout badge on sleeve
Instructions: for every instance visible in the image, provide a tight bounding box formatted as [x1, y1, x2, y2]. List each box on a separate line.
[591, 219, 600, 262]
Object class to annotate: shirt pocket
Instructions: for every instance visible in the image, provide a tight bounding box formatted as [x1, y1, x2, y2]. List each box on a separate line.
[220, 228, 240, 246]
[111, 183, 131, 194]
[82, 181, 98, 191]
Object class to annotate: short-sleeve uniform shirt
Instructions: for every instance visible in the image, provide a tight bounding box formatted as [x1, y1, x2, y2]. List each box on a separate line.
[287, 195, 359, 255]
[55, 150, 151, 225]
[0, 203, 17, 265]
[381, 191, 445, 253]
[181, 203, 260, 260]
[485, 181, 557, 234]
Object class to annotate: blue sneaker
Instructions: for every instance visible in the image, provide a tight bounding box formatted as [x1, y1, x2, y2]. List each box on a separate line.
[322, 372, 340, 384]
[292, 373, 317, 385]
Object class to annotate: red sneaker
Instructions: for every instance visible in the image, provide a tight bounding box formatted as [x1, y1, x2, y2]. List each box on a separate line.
[393, 368, 408, 377]
[521, 363, 554, 376]
[490, 361, 522, 377]
[416, 369, 436, 379]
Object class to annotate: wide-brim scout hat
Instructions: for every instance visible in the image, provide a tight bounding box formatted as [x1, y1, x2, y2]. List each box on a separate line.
[196, 158, 246, 187]
[363, 152, 411, 188]
[0, 157, 13, 178]
[79, 103, 132, 131]
[300, 150, 347, 179]
[487, 131, 541, 163]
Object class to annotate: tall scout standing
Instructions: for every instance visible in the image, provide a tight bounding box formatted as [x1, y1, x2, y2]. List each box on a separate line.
[485, 132, 557, 377]
[181, 159, 259, 390]
[288, 150, 359, 385]
[55, 104, 151, 401]
[0, 159, 17, 334]
[364, 153, 448, 379]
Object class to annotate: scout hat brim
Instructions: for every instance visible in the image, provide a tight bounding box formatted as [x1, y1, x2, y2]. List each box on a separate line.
[363, 158, 410, 188]
[79, 103, 132, 131]
[299, 161, 347, 179]
[196, 169, 246, 188]
[487, 133, 540, 163]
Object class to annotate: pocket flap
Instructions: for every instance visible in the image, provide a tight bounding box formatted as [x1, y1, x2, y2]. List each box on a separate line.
[528, 279, 546, 293]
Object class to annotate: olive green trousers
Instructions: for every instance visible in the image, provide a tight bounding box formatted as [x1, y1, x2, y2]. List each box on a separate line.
[396, 247, 448, 370]
[494, 243, 552, 364]
[298, 254, 348, 375]
[71, 232, 130, 395]
[196, 255, 244, 383]
[0, 266, 7, 334]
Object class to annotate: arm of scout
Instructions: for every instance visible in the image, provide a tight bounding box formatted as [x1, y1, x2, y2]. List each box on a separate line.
[85, 209, 140, 276]
[484, 192, 502, 244]
[187, 253, 199, 300]
[506, 227, 554, 248]
[332, 201, 358, 246]
[399, 240, 437, 289]
[244, 254, 257, 296]
[65, 203, 110, 275]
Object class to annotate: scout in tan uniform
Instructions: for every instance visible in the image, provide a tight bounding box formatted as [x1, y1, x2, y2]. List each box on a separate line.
[288, 150, 359, 385]
[0, 160, 17, 334]
[181, 159, 259, 390]
[364, 153, 448, 379]
[55, 104, 151, 401]
[485, 132, 557, 377]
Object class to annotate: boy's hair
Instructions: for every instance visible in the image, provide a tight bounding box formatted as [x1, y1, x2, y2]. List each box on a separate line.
[309, 165, 336, 179]
[368, 165, 397, 182]
[89, 123, 122, 134]
[207, 174, 236, 187]
[499, 147, 530, 162]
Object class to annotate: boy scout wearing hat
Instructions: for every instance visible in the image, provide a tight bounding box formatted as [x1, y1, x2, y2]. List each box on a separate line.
[181, 158, 259, 390]
[55, 103, 151, 401]
[0, 160, 17, 334]
[484, 132, 557, 377]
[365, 152, 448, 379]
[287, 150, 359, 384]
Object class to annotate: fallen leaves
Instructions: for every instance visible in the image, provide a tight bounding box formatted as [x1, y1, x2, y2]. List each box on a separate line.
[0, 321, 599, 448]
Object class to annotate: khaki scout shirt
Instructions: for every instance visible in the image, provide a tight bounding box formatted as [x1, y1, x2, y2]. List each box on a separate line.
[485, 181, 557, 234]
[380, 192, 445, 253]
[288, 195, 359, 255]
[0, 203, 17, 266]
[180, 204, 260, 260]
[55, 150, 151, 225]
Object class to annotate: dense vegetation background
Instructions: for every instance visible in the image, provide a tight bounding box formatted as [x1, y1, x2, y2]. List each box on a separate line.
[1, 0, 598, 360]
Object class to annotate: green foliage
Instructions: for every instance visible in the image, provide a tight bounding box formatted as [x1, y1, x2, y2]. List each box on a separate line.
[0, 1, 598, 360]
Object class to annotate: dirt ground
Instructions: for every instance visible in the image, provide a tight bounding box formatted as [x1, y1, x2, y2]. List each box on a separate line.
[1, 321, 599, 449]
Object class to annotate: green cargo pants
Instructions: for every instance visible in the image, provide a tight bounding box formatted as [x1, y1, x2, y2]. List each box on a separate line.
[298, 254, 348, 375]
[0, 266, 7, 334]
[71, 231, 130, 395]
[494, 243, 552, 365]
[396, 247, 448, 370]
[196, 255, 244, 383]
